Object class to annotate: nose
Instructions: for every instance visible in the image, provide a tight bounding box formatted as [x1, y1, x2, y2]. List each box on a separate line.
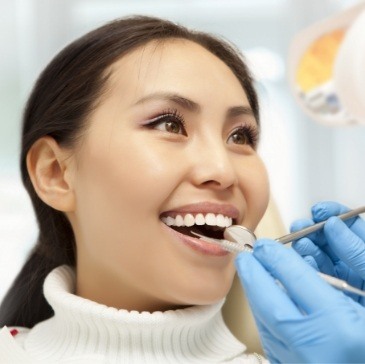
[189, 138, 238, 190]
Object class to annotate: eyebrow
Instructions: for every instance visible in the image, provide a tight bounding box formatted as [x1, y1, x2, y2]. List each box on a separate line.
[134, 92, 255, 119]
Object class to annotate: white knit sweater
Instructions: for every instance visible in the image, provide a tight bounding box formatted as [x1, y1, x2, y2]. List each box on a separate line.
[0, 266, 266, 363]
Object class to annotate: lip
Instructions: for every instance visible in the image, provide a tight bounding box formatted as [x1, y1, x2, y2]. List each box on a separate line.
[160, 201, 240, 221]
[161, 221, 231, 257]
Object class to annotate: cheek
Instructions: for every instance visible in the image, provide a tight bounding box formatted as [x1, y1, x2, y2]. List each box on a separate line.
[71, 137, 187, 281]
[74, 137, 183, 231]
[238, 157, 270, 229]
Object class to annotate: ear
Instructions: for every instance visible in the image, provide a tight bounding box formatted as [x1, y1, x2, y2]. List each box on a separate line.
[26, 136, 76, 212]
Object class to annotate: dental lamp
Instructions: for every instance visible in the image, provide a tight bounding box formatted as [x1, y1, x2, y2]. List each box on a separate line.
[288, 1, 365, 125]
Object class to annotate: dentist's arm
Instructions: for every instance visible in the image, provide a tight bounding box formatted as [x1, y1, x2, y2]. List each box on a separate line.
[235, 240, 365, 363]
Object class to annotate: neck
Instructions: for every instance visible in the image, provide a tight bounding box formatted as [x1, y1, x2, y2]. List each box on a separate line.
[76, 280, 191, 312]
[24, 266, 246, 363]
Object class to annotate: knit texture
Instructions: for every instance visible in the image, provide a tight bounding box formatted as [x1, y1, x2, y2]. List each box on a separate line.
[0, 265, 266, 363]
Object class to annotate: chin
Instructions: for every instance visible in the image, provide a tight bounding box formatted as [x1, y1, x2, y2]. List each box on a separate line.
[179, 279, 234, 307]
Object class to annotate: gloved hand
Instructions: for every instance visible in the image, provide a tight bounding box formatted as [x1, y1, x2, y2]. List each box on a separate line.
[235, 240, 365, 363]
[291, 201, 365, 305]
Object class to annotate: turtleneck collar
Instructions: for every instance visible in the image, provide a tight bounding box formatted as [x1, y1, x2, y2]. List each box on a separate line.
[23, 266, 246, 363]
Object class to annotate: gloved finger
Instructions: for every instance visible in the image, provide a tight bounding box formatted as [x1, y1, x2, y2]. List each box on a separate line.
[324, 216, 365, 280]
[250, 317, 285, 364]
[312, 201, 365, 238]
[333, 262, 365, 303]
[290, 218, 314, 232]
[290, 218, 322, 243]
[303, 255, 319, 271]
[291, 217, 340, 263]
[245, 308, 280, 364]
[235, 251, 302, 328]
[253, 239, 344, 314]
[311, 201, 351, 222]
[252, 314, 301, 364]
[247, 293, 295, 364]
[290, 217, 335, 258]
[292, 238, 334, 274]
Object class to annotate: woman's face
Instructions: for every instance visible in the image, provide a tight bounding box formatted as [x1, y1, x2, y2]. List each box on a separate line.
[67, 39, 269, 311]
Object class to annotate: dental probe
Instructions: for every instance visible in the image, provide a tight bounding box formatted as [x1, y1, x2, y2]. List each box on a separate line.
[192, 206, 365, 296]
[276, 206, 365, 244]
[221, 205, 365, 248]
[192, 231, 365, 297]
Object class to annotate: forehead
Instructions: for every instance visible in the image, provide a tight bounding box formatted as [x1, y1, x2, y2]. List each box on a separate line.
[106, 39, 250, 106]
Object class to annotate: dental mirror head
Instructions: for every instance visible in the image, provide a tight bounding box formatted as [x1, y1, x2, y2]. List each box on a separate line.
[224, 225, 257, 248]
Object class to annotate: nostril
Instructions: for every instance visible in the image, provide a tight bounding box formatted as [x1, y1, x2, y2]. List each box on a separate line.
[198, 180, 236, 194]
[191, 159, 237, 190]
[202, 180, 220, 185]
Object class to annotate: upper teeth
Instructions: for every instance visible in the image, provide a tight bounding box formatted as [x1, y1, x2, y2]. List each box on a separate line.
[161, 213, 233, 228]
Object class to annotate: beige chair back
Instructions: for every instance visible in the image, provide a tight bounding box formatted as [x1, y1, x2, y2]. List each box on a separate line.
[222, 198, 286, 354]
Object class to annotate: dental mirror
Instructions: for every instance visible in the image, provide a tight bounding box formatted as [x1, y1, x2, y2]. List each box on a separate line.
[223, 225, 256, 248]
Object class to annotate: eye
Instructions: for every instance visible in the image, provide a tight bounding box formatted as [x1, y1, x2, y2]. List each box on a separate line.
[145, 109, 187, 136]
[227, 125, 259, 147]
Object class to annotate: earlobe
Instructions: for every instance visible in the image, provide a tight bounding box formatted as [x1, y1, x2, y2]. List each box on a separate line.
[26, 136, 76, 212]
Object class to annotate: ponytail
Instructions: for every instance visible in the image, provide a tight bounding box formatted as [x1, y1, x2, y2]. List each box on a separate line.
[0, 206, 75, 328]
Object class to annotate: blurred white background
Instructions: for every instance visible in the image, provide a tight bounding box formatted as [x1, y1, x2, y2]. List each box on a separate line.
[1, 0, 365, 301]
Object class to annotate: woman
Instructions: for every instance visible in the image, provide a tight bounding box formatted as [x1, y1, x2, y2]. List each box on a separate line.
[0, 16, 270, 363]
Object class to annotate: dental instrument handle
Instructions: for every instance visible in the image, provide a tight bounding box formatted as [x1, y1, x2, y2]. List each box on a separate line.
[218, 235, 365, 297]
[191, 232, 252, 253]
[318, 273, 365, 297]
[191, 231, 365, 296]
[276, 206, 365, 244]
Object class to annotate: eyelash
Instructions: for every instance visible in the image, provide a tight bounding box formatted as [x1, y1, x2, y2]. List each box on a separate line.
[145, 108, 259, 147]
[145, 108, 187, 135]
[228, 124, 259, 148]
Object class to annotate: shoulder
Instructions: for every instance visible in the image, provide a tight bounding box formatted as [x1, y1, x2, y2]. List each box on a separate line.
[6, 325, 30, 345]
[0, 326, 111, 363]
[0, 326, 31, 362]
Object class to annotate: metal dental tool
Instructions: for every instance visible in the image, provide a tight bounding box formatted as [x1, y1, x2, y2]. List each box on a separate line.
[274, 206, 365, 244]
[192, 205, 365, 297]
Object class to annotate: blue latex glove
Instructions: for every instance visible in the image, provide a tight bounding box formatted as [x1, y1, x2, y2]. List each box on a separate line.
[291, 201, 365, 305]
[235, 240, 365, 363]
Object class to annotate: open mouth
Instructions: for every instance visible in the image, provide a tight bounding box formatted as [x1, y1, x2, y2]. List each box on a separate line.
[160, 213, 235, 240]
[171, 225, 225, 239]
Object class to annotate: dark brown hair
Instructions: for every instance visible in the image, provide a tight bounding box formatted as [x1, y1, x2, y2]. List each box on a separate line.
[0, 15, 259, 328]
